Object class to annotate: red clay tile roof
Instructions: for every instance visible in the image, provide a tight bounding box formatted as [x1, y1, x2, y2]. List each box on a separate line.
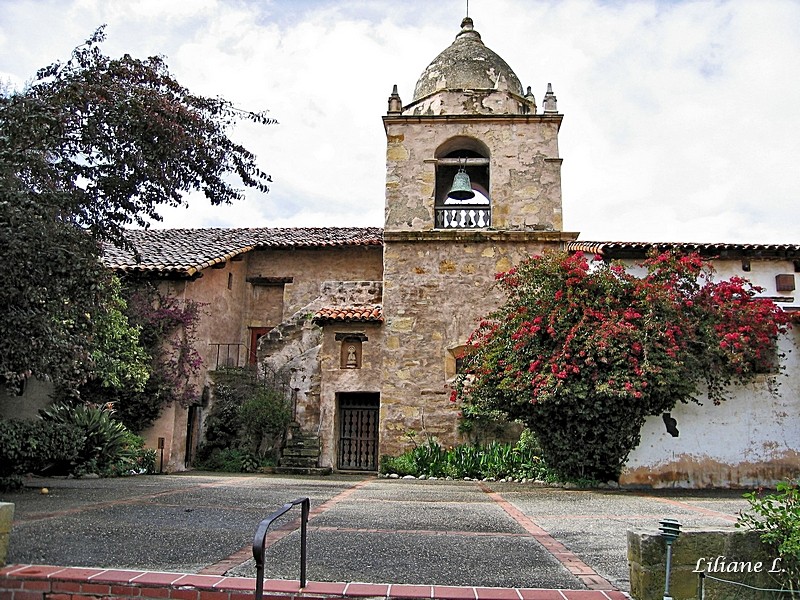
[568, 241, 800, 260]
[312, 305, 383, 324]
[103, 227, 383, 277]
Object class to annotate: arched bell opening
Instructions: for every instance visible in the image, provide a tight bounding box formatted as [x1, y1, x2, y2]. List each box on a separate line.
[434, 137, 491, 229]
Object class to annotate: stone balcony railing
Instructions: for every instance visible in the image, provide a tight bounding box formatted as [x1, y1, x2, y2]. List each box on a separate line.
[435, 206, 492, 229]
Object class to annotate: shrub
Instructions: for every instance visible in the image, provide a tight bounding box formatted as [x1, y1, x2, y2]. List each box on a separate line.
[39, 402, 129, 475]
[379, 452, 417, 477]
[72, 285, 206, 434]
[456, 250, 789, 481]
[195, 448, 252, 473]
[105, 431, 157, 476]
[0, 419, 85, 484]
[738, 481, 800, 591]
[196, 368, 291, 471]
[379, 431, 551, 481]
[239, 386, 292, 457]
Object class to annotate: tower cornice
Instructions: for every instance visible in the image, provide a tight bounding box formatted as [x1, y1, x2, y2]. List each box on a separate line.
[383, 112, 563, 132]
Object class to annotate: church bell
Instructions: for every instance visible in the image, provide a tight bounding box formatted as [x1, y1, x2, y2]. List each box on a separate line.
[447, 167, 475, 201]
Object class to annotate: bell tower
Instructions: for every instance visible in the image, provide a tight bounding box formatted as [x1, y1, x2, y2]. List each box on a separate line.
[383, 17, 568, 233]
[378, 17, 578, 458]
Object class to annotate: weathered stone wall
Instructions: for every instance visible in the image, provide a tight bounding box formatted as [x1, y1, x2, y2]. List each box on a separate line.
[260, 314, 323, 432]
[628, 527, 785, 600]
[183, 261, 252, 369]
[407, 89, 531, 117]
[139, 264, 250, 472]
[379, 232, 573, 459]
[246, 246, 383, 316]
[383, 115, 563, 233]
[258, 281, 383, 441]
[143, 246, 382, 471]
[247, 284, 284, 329]
[318, 322, 383, 469]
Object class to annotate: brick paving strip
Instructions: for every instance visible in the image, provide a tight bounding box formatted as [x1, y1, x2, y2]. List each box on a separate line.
[0, 563, 632, 600]
[476, 484, 615, 593]
[637, 494, 738, 522]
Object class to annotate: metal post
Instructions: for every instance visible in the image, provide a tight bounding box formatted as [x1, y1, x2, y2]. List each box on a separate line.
[659, 519, 681, 600]
[664, 541, 674, 599]
[299, 498, 309, 587]
[157, 437, 165, 474]
[253, 498, 310, 600]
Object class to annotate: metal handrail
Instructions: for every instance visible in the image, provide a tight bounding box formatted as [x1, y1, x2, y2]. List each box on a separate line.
[253, 497, 310, 599]
[209, 343, 248, 369]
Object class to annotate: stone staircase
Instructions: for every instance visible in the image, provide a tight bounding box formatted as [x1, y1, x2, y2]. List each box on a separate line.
[275, 425, 332, 476]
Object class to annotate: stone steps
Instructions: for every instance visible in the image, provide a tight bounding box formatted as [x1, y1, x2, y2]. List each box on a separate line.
[277, 427, 329, 475]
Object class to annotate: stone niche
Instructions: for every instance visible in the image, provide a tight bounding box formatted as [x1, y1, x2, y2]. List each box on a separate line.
[337, 333, 367, 369]
[628, 527, 785, 600]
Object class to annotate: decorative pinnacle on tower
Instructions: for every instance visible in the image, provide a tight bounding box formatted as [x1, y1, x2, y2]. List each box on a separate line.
[543, 83, 558, 113]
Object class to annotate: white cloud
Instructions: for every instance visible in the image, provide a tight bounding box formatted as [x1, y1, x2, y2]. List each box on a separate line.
[1, 0, 798, 243]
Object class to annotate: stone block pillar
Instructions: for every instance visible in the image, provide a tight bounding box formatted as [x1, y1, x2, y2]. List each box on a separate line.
[628, 527, 781, 600]
[0, 502, 14, 566]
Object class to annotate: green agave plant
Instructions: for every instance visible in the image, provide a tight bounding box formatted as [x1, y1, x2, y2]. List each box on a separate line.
[40, 402, 129, 473]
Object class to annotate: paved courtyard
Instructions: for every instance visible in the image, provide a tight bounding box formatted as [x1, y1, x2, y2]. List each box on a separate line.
[1, 473, 751, 594]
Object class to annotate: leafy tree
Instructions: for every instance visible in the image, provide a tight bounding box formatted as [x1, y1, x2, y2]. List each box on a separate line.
[89, 276, 150, 392]
[0, 27, 274, 390]
[455, 251, 789, 481]
[74, 283, 204, 433]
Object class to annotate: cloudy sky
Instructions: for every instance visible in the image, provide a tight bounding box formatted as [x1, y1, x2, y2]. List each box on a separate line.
[1, 0, 799, 243]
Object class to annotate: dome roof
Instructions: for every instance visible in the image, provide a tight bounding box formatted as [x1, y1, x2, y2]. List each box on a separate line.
[412, 17, 524, 102]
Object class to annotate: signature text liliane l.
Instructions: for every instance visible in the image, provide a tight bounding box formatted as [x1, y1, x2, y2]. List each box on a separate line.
[693, 556, 784, 574]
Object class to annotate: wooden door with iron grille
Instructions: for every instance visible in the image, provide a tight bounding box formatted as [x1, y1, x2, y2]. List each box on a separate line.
[338, 393, 379, 471]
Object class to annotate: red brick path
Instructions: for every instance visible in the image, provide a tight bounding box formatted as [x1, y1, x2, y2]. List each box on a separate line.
[0, 564, 631, 600]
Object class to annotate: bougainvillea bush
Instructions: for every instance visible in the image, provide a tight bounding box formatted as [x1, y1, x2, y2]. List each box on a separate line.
[455, 251, 789, 481]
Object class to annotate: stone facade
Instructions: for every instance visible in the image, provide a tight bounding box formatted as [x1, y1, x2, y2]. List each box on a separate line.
[377, 17, 576, 459]
[5, 17, 796, 487]
[318, 321, 383, 469]
[137, 244, 383, 472]
[379, 232, 575, 458]
[384, 117, 564, 233]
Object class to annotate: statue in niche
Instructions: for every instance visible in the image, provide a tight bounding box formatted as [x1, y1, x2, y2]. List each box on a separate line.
[338, 336, 364, 369]
[346, 345, 357, 368]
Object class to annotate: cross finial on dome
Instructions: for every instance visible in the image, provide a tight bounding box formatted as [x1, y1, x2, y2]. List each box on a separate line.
[457, 16, 481, 42]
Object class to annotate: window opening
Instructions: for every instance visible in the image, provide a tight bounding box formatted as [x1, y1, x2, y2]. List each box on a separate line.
[435, 142, 490, 229]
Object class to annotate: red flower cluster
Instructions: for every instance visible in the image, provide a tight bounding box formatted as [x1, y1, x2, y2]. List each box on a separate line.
[456, 250, 790, 411]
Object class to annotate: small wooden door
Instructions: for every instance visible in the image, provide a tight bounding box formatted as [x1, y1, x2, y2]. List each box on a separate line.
[249, 327, 272, 365]
[338, 393, 379, 471]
